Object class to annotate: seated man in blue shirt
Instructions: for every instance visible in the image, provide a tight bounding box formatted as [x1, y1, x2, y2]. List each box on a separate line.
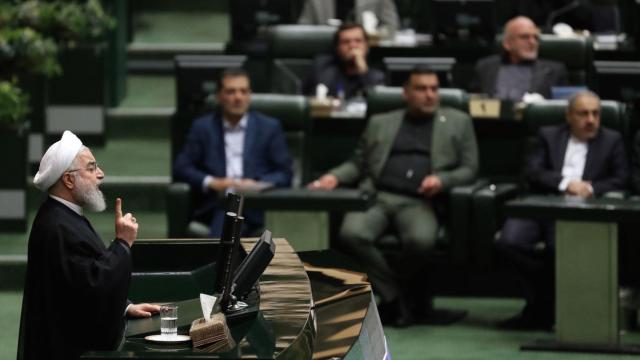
[174, 68, 293, 236]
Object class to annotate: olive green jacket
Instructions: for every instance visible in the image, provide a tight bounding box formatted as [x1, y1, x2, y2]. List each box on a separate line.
[330, 107, 478, 193]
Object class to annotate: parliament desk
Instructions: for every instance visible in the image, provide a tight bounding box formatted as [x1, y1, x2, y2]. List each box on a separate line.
[246, 188, 374, 252]
[82, 238, 386, 359]
[504, 195, 640, 354]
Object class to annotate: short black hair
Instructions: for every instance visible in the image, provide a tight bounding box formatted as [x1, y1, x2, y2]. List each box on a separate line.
[216, 67, 250, 92]
[404, 65, 438, 85]
[333, 23, 368, 49]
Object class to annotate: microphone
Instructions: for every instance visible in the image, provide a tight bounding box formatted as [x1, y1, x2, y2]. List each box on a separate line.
[545, 0, 581, 32]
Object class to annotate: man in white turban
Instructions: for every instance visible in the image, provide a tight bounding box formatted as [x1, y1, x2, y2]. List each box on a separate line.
[18, 131, 160, 360]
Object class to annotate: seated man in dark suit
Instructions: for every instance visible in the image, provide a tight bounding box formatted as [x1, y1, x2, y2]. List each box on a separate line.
[174, 68, 293, 236]
[470, 16, 569, 101]
[309, 66, 478, 326]
[496, 90, 629, 330]
[302, 23, 385, 99]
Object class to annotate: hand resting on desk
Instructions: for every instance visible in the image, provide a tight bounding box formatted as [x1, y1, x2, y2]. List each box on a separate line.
[126, 303, 160, 318]
[307, 174, 339, 190]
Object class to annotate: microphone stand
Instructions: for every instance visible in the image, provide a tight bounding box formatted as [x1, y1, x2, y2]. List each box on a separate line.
[545, 0, 581, 33]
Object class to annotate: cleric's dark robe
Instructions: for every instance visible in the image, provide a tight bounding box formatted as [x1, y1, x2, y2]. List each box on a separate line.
[18, 198, 132, 360]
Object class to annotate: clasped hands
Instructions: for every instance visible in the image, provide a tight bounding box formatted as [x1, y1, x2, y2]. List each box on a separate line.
[565, 179, 593, 198]
[307, 174, 443, 198]
[208, 177, 257, 192]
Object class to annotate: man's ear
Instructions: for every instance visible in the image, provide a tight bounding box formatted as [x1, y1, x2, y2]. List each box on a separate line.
[402, 84, 410, 101]
[61, 172, 75, 190]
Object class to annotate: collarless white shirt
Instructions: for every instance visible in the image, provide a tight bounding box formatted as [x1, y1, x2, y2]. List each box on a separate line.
[49, 195, 83, 216]
[558, 135, 588, 192]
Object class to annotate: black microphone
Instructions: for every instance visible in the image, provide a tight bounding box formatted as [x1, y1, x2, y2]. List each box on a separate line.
[545, 0, 581, 32]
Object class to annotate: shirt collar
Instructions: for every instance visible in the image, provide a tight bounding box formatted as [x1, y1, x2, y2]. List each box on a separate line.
[569, 135, 588, 146]
[223, 114, 248, 131]
[49, 195, 83, 216]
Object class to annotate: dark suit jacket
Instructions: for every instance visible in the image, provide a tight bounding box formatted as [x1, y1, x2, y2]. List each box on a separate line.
[302, 55, 385, 99]
[330, 107, 478, 193]
[173, 111, 293, 234]
[526, 123, 628, 196]
[470, 54, 569, 99]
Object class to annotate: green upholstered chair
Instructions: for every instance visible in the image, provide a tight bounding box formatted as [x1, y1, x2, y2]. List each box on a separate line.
[366, 85, 469, 115]
[382, 57, 457, 87]
[167, 94, 310, 237]
[267, 25, 336, 94]
[537, 34, 594, 87]
[471, 99, 630, 267]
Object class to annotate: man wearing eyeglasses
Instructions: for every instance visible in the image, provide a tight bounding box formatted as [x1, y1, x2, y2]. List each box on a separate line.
[18, 131, 160, 360]
[470, 16, 568, 101]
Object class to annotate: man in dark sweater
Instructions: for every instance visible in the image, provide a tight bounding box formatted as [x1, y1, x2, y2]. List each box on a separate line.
[309, 67, 478, 326]
[18, 131, 159, 360]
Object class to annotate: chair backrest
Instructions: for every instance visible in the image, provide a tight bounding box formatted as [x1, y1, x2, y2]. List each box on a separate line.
[267, 25, 337, 94]
[268, 25, 336, 59]
[522, 99, 628, 139]
[383, 57, 457, 87]
[253, 94, 310, 187]
[366, 86, 469, 116]
[537, 34, 594, 86]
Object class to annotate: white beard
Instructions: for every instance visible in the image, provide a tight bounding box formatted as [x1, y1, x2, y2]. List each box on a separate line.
[73, 176, 106, 212]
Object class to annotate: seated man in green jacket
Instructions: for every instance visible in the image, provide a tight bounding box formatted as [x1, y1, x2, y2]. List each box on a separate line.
[309, 66, 478, 326]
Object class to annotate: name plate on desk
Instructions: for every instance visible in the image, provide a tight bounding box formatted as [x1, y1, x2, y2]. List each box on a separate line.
[310, 98, 336, 117]
[469, 99, 501, 118]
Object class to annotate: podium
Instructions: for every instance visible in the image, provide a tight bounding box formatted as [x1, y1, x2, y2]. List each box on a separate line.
[81, 238, 387, 359]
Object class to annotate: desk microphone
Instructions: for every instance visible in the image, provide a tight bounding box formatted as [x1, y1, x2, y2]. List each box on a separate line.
[545, 0, 581, 32]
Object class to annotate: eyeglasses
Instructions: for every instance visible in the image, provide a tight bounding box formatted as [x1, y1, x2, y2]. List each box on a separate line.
[66, 162, 100, 174]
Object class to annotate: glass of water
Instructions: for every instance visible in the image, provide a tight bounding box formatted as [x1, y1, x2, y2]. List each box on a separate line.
[160, 305, 178, 338]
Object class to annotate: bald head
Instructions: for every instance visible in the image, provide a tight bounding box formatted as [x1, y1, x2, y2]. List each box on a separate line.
[503, 16, 540, 63]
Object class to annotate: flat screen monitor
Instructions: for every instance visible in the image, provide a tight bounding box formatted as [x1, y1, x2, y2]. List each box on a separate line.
[230, 230, 276, 299]
[430, 0, 496, 45]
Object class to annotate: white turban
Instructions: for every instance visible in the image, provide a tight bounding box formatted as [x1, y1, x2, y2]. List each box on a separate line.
[33, 130, 83, 192]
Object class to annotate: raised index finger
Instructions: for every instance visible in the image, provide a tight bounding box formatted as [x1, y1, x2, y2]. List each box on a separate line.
[115, 197, 123, 220]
